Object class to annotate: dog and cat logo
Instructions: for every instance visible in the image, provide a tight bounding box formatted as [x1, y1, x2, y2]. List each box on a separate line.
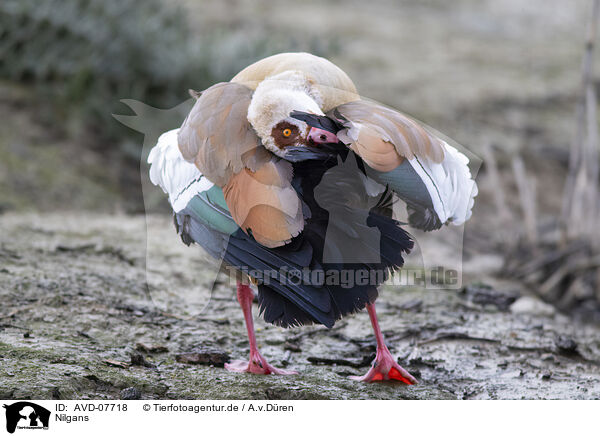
[2, 402, 50, 433]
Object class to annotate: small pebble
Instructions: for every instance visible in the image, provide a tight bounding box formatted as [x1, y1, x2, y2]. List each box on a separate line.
[555, 336, 578, 356]
[176, 348, 230, 367]
[284, 341, 301, 352]
[130, 352, 155, 368]
[541, 353, 555, 362]
[120, 387, 141, 400]
[510, 296, 556, 317]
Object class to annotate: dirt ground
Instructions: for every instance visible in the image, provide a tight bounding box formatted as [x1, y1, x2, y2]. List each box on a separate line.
[1, 212, 599, 400]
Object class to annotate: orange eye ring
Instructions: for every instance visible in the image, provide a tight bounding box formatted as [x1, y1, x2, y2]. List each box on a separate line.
[282, 128, 292, 137]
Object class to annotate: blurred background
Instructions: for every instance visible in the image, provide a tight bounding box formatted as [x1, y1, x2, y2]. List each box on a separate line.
[0, 0, 590, 211]
[1, 0, 600, 400]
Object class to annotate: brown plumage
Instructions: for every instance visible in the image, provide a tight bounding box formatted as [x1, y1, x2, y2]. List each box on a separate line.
[178, 82, 261, 186]
[271, 121, 305, 149]
[177, 53, 449, 248]
[330, 99, 446, 168]
[222, 159, 303, 248]
[178, 81, 303, 248]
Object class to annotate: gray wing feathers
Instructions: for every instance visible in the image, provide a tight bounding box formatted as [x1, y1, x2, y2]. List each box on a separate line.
[332, 100, 446, 163]
[177, 82, 262, 186]
[369, 161, 443, 231]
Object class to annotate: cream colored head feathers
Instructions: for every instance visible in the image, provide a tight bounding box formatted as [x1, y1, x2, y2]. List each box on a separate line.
[247, 71, 324, 157]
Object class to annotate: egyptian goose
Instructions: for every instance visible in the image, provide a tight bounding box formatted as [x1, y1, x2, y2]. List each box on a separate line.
[148, 52, 477, 383]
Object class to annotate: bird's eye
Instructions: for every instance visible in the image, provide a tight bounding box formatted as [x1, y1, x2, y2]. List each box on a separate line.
[282, 128, 292, 137]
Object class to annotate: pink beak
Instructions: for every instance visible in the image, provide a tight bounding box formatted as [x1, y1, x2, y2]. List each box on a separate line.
[307, 127, 338, 145]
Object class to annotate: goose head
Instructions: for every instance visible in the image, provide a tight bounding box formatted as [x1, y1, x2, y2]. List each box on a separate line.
[247, 71, 339, 158]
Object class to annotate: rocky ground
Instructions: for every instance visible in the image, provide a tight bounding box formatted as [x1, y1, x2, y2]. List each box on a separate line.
[1, 212, 599, 400]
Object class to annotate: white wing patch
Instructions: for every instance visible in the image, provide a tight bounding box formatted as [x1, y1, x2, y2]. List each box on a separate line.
[148, 129, 214, 212]
[408, 142, 478, 226]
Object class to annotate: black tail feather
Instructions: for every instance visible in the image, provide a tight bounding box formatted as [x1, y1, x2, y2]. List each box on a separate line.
[223, 207, 412, 328]
[181, 148, 414, 328]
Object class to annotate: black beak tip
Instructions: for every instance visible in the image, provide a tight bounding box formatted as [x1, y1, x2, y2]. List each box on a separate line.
[289, 110, 342, 134]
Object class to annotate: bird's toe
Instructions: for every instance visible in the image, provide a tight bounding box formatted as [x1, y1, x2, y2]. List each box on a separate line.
[349, 349, 417, 384]
[224, 355, 297, 376]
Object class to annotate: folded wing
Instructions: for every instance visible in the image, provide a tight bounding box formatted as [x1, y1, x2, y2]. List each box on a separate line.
[330, 100, 477, 231]
[148, 129, 215, 213]
[177, 82, 304, 247]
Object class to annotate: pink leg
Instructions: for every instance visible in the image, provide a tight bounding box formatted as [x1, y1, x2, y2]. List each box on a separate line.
[350, 302, 417, 384]
[225, 282, 297, 375]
